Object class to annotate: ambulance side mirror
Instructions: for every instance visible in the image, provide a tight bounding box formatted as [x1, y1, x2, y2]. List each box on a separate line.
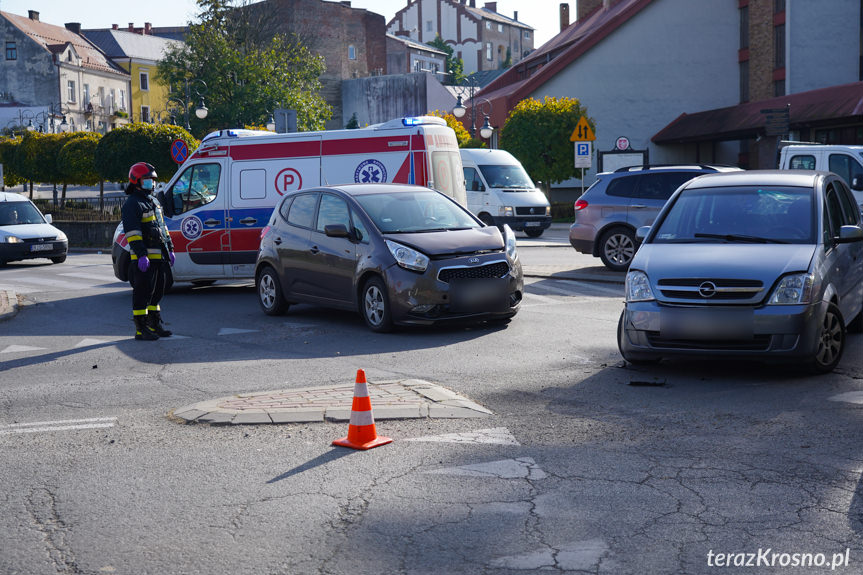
[157, 191, 174, 217]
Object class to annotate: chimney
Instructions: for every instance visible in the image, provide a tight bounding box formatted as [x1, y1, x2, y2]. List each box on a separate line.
[514, 11, 518, 21]
[112, 24, 118, 30]
[560, 3, 570, 31]
[144, 22, 152, 35]
[469, 0, 475, 7]
[128, 23, 135, 32]
[65, 22, 82, 34]
[340, 1, 351, 5]
[27, 10, 39, 21]
[484, 2, 497, 12]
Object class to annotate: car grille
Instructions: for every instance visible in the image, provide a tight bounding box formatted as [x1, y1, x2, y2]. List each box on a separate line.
[515, 206, 545, 216]
[22, 237, 58, 245]
[657, 278, 764, 301]
[438, 261, 510, 283]
[646, 332, 771, 351]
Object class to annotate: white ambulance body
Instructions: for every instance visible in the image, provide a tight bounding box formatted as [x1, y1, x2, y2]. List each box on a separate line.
[112, 116, 466, 283]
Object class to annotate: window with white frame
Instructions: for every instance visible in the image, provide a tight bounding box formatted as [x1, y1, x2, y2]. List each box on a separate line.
[426, 20, 433, 32]
[486, 21, 491, 29]
[523, 30, 530, 39]
[5, 41, 16, 60]
[348, 45, 356, 60]
[110, 89, 116, 113]
[119, 89, 126, 110]
[140, 71, 149, 91]
[486, 43, 492, 61]
[83, 84, 90, 106]
[67, 80, 76, 102]
[498, 23, 503, 32]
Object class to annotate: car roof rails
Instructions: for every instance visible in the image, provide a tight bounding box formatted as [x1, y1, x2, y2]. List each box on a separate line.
[613, 163, 727, 173]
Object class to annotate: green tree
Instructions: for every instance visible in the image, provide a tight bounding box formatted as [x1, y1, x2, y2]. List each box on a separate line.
[158, 0, 330, 137]
[345, 113, 360, 129]
[427, 35, 464, 84]
[58, 133, 106, 210]
[94, 123, 198, 184]
[500, 96, 594, 195]
[428, 110, 470, 147]
[0, 136, 25, 190]
[13, 132, 74, 200]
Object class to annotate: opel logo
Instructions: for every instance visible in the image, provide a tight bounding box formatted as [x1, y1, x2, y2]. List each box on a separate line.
[468, 257, 480, 264]
[698, 281, 717, 298]
[530, 208, 535, 215]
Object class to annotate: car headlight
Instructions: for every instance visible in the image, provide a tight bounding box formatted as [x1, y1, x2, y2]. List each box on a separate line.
[385, 239, 429, 272]
[498, 205, 514, 217]
[55, 231, 67, 242]
[545, 206, 551, 216]
[503, 224, 518, 261]
[768, 273, 814, 304]
[6, 236, 23, 244]
[625, 270, 654, 302]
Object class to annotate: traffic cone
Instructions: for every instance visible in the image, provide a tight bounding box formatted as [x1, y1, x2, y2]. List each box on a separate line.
[332, 369, 393, 450]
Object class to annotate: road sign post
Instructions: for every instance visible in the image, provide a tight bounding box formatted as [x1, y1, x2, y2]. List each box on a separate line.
[571, 117, 595, 197]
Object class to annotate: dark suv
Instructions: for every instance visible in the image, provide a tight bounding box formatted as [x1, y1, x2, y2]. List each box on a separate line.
[569, 164, 742, 271]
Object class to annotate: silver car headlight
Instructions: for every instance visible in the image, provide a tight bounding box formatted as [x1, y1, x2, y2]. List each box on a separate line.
[503, 224, 518, 262]
[498, 205, 513, 217]
[768, 273, 814, 305]
[625, 270, 654, 302]
[6, 236, 23, 244]
[385, 239, 429, 272]
[55, 231, 67, 242]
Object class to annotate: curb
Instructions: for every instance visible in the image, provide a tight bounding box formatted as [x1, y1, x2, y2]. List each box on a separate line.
[172, 379, 493, 425]
[0, 290, 19, 322]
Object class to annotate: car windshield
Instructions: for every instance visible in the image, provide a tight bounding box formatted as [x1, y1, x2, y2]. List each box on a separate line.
[651, 186, 815, 244]
[477, 164, 534, 189]
[355, 191, 480, 233]
[0, 202, 45, 226]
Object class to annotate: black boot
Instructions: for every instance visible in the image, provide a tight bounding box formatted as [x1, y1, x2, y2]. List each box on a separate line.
[147, 310, 172, 337]
[134, 315, 159, 341]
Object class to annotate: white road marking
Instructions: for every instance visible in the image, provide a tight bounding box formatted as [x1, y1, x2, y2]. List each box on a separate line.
[74, 338, 112, 348]
[407, 427, 520, 445]
[217, 327, 260, 336]
[1, 345, 46, 354]
[828, 391, 863, 404]
[0, 417, 118, 435]
[423, 457, 546, 480]
[1, 275, 86, 290]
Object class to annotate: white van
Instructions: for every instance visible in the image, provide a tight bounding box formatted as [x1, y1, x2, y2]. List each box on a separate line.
[112, 116, 466, 284]
[460, 148, 552, 237]
[779, 144, 863, 205]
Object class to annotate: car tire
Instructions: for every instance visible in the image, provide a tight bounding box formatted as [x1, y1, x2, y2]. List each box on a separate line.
[599, 227, 636, 272]
[524, 228, 543, 238]
[50, 255, 66, 264]
[808, 302, 845, 374]
[847, 299, 863, 333]
[257, 266, 288, 316]
[361, 276, 393, 333]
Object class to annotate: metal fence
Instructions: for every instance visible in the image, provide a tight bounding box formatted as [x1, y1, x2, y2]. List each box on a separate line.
[33, 197, 124, 222]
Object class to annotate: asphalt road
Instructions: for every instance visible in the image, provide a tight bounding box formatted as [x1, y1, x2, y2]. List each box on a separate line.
[1, 244, 863, 575]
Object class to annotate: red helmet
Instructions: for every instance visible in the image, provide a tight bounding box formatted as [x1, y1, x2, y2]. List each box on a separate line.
[128, 162, 157, 185]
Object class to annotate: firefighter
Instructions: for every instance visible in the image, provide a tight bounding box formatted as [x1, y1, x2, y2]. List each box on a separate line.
[122, 162, 175, 340]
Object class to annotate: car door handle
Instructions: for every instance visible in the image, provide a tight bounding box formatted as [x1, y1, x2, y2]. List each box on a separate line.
[310, 246, 320, 254]
[239, 217, 257, 226]
[274, 237, 282, 245]
[204, 218, 221, 226]
[630, 204, 647, 209]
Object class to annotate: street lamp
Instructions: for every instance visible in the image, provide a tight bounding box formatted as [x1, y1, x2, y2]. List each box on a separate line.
[450, 73, 494, 142]
[167, 78, 208, 130]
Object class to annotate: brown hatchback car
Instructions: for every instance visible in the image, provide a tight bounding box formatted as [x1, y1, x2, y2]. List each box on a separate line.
[255, 184, 523, 331]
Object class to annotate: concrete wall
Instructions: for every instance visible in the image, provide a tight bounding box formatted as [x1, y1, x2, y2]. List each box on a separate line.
[787, 0, 861, 94]
[0, 18, 57, 107]
[342, 73, 456, 127]
[539, 0, 739, 176]
[53, 220, 118, 248]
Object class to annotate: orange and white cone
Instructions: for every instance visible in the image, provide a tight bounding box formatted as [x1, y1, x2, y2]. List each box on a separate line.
[332, 369, 393, 450]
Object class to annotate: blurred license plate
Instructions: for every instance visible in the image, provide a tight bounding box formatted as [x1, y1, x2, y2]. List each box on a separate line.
[660, 308, 753, 340]
[525, 221, 541, 227]
[450, 278, 507, 312]
[30, 244, 53, 252]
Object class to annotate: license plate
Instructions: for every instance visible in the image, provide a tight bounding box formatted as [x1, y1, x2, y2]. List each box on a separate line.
[450, 278, 507, 312]
[525, 221, 541, 227]
[660, 308, 753, 340]
[30, 243, 53, 252]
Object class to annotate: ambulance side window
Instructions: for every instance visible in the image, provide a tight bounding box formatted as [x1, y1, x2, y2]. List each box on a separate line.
[171, 163, 221, 215]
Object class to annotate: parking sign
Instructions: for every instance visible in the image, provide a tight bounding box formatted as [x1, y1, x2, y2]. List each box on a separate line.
[575, 142, 592, 168]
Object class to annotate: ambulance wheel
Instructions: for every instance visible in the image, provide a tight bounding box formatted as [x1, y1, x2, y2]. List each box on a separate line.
[257, 266, 288, 316]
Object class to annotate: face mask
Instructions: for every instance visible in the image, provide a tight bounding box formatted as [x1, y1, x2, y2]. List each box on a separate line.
[141, 179, 154, 191]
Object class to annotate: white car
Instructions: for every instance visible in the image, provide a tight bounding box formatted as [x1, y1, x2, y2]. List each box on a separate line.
[0, 192, 68, 266]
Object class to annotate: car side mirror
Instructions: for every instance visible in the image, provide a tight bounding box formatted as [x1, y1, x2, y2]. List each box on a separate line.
[635, 225, 651, 241]
[837, 224, 863, 243]
[324, 224, 352, 239]
[44, 214, 53, 224]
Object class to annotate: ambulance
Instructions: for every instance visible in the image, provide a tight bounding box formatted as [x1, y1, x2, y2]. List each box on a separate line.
[112, 116, 466, 284]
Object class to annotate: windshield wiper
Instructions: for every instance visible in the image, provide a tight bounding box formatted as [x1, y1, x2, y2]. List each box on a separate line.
[694, 233, 789, 244]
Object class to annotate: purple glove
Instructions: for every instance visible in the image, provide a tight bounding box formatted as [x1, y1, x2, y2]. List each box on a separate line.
[137, 256, 150, 272]
[169, 251, 176, 266]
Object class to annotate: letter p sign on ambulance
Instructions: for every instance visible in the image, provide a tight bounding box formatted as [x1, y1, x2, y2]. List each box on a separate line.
[274, 168, 302, 196]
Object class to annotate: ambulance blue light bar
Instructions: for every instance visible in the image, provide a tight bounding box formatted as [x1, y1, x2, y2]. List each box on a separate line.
[402, 116, 446, 127]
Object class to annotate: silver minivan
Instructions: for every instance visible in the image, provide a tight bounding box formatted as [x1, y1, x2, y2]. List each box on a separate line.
[618, 170, 863, 373]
